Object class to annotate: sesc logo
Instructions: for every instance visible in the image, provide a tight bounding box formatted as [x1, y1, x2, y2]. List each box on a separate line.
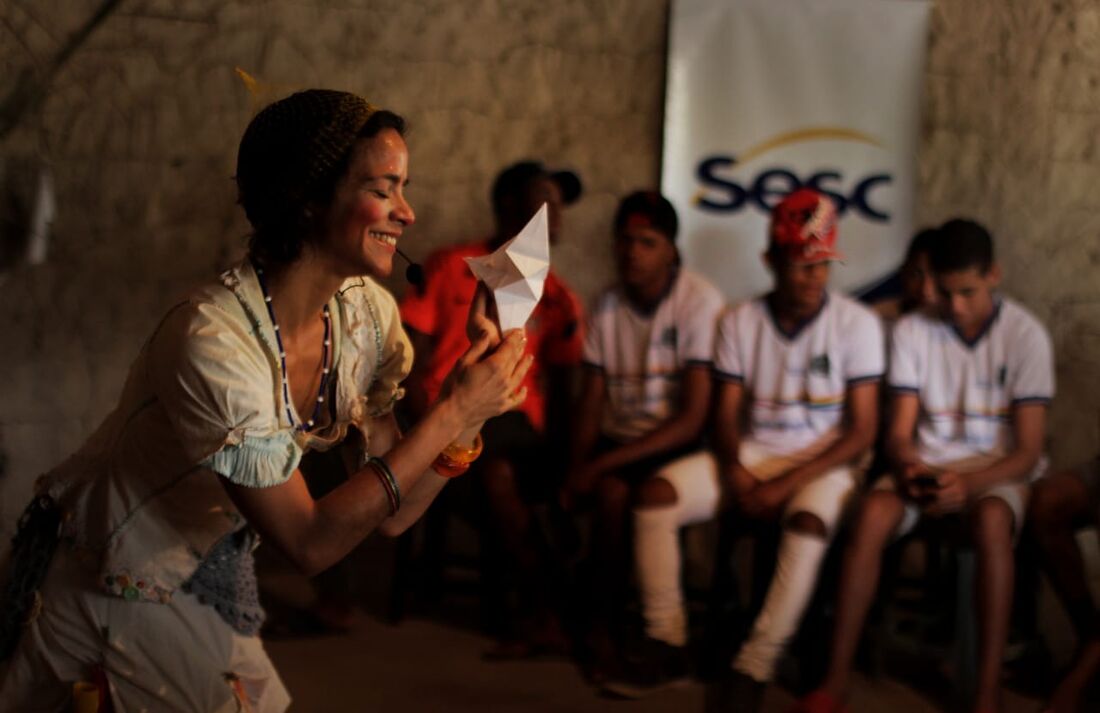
[692, 127, 892, 222]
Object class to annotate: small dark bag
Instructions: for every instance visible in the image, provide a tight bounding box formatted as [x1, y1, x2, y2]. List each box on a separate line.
[0, 495, 62, 661]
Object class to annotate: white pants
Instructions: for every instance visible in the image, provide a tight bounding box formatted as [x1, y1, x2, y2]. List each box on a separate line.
[633, 442, 859, 679]
[0, 546, 290, 713]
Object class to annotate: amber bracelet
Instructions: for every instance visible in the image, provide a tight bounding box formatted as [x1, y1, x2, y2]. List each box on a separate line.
[431, 434, 484, 478]
[431, 459, 470, 478]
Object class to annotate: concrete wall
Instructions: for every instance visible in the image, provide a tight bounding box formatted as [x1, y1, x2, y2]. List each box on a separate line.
[0, 0, 669, 534]
[1, 0, 1098, 542]
[918, 0, 1100, 468]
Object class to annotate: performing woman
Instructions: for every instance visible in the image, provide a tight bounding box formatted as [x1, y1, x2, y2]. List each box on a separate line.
[0, 89, 531, 712]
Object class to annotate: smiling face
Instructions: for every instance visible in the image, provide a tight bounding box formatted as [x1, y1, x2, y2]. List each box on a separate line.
[317, 127, 415, 279]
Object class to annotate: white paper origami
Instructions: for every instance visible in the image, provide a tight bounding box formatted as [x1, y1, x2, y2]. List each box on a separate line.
[464, 202, 550, 331]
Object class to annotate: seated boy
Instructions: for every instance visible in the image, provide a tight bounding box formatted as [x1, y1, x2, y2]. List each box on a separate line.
[606, 189, 884, 705]
[399, 160, 585, 654]
[560, 191, 725, 683]
[867, 227, 939, 323]
[796, 219, 1055, 713]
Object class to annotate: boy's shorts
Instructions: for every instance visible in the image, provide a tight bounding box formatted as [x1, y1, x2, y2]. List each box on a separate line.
[873, 472, 1029, 541]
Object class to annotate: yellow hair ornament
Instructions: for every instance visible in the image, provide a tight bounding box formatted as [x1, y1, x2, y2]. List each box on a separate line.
[235, 67, 301, 116]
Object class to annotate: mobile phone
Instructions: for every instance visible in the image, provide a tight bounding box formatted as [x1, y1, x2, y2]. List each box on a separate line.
[913, 474, 939, 489]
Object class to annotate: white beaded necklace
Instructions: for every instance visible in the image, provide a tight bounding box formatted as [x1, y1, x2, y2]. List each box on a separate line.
[253, 263, 332, 431]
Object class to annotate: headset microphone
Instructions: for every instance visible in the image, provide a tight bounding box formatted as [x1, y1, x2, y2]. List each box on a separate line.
[394, 247, 425, 288]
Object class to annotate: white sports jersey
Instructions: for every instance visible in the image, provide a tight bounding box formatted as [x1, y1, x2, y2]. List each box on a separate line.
[714, 291, 885, 458]
[889, 296, 1054, 469]
[584, 269, 725, 441]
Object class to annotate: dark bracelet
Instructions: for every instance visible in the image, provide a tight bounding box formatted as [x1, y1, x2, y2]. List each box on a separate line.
[367, 456, 401, 515]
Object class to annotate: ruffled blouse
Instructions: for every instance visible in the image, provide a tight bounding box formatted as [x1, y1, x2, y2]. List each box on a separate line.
[37, 260, 413, 604]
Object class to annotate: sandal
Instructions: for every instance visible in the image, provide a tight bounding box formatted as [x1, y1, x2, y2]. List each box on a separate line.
[786, 690, 850, 713]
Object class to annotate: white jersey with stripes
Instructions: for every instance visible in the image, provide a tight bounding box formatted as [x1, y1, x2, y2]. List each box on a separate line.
[583, 269, 725, 442]
[888, 296, 1054, 471]
[714, 291, 886, 460]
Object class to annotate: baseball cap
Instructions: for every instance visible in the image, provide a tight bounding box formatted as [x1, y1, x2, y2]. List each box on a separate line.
[491, 161, 583, 213]
[768, 188, 843, 264]
[613, 191, 679, 242]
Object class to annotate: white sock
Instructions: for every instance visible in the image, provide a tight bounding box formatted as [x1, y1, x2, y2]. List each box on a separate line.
[733, 530, 829, 682]
[635, 505, 688, 647]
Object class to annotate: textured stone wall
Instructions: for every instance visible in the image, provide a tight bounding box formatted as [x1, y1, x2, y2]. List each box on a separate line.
[1, 0, 1098, 540]
[0, 0, 670, 535]
[918, 0, 1100, 468]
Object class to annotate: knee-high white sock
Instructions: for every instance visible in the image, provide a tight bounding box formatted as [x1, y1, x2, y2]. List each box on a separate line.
[635, 505, 688, 647]
[733, 531, 829, 682]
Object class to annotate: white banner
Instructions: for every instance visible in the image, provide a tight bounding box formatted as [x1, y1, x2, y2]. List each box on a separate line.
[662, 0, 931, 301]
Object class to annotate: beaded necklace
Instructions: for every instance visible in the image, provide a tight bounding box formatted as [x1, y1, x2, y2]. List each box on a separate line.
[253, 263, 332, 431]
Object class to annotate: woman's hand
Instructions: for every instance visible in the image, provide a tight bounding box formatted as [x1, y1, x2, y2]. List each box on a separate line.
[467, 281, 501, 346]
[439, 280, 531, 428]
[443, 328, 533, 431]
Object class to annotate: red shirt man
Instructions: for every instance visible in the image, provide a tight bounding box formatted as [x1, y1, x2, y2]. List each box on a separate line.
[399, 241, 582, 432]
[398, 160, 586, 658]
[400, 161, 584, 433]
